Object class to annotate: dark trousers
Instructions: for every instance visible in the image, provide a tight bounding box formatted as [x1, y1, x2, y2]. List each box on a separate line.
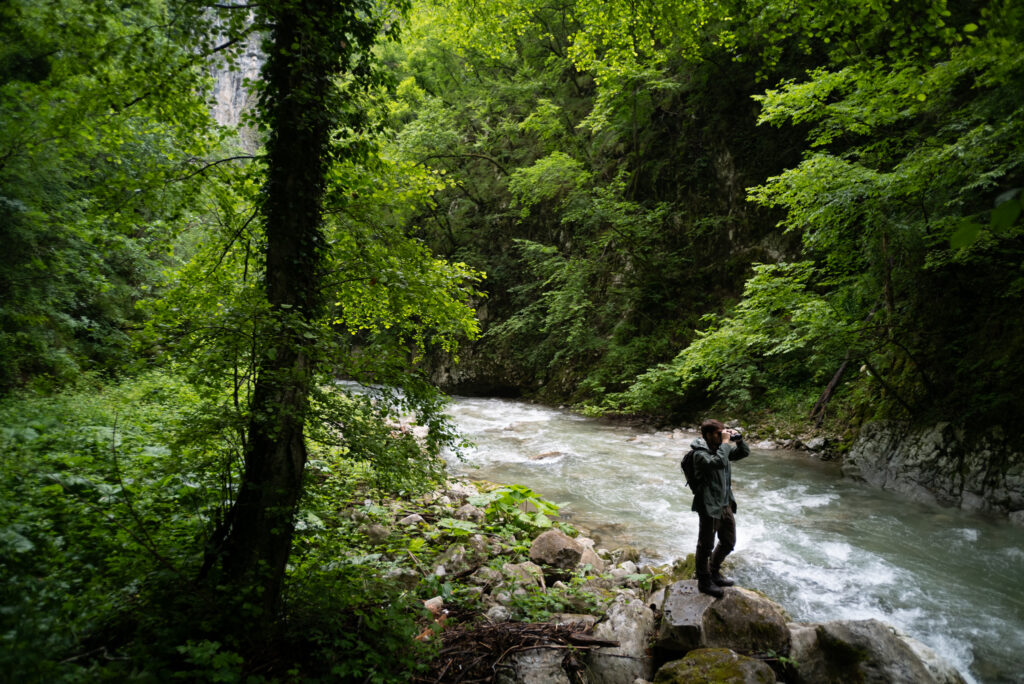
[695, 505, 736, 576]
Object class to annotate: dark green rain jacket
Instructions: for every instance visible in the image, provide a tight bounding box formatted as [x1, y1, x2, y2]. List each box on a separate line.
[689, 437, 751, 518]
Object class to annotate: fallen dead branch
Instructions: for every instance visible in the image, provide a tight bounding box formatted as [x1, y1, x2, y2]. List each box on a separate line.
[414, 620, 617, 683]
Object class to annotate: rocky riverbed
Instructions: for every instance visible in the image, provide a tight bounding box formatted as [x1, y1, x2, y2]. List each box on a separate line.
[375, 478, 967, 684]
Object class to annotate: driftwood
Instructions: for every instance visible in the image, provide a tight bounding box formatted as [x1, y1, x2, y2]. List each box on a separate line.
[415, 620, 618, 683]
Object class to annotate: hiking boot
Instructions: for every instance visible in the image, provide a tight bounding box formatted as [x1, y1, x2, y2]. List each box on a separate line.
[697, 574, 724, 598]
[710, 566, 735, 587]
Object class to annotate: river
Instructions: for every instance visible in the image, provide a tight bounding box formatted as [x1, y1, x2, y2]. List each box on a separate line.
[440, 395, 1024, 684]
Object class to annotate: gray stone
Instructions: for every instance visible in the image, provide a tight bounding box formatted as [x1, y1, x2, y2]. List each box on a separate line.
[503, 561, 546, 590]
[614, 546, 641, 564]
[586, 594, 656, 684]
[398, 513, 424, 525]
[701, 586, 790, 655]
[645, 587, 666, 614]
[653, 648, 774, 684]
[579, 546, 606, 573]
[446, 479, 479, 501]
[486, 604, 512, 622]
[655, 581, 788, 657]
[844, 420, 1023, 516]
[656, 580, 716, 653]
[494, 647, 575, 684]
[788, 619, 946, 684]
[898, 633, 967, 684]
[1009, 510, 1024, 526]
[530, 529, 583, 569]
[805, 437, 827, 451]
[454, 503, 486, 523]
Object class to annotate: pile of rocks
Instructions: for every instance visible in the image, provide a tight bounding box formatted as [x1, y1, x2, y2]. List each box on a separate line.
[384, 480, 967, 684]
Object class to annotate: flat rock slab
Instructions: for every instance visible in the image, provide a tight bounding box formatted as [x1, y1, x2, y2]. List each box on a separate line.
[657, 581, 790, 657]
[658, 580, 716, 652]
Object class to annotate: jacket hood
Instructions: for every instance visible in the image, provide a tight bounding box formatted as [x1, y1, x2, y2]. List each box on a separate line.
[690, 437, 709, 451]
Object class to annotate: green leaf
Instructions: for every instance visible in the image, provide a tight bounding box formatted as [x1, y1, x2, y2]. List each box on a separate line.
[950, 221, 983, 249]
[991, 199, 1021, 235]
[963, 23, 979, 32]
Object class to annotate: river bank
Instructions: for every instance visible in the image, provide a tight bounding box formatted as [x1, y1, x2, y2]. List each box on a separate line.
[383, 476, 969, 684]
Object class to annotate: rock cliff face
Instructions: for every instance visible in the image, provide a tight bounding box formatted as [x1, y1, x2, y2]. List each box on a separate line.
[208, 21, 262, 152]
[843, 421, 1024, 524]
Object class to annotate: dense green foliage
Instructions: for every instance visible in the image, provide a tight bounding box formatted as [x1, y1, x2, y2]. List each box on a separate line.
[387, 0, 1024, 431]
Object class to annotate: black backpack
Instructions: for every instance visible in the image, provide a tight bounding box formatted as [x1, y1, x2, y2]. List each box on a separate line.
[681, 448, 699, 490]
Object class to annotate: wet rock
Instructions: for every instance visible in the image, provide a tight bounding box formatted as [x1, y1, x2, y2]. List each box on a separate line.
[529, 529, 583, 569]
[530, 451, 564, 460]
[586, 593, 656, 684]
[653, 648, 774, 684]
[898, 633, 967, 684]
[805, 437, 827, 451]
[844, 421, 1023, 517]
[787, 619, 948, 684]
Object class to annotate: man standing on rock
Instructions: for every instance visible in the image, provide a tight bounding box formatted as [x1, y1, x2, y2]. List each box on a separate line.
[685, 419, 751, 598]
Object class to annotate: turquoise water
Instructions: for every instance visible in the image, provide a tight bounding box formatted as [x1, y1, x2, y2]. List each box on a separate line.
[442, 395, 1024, 684]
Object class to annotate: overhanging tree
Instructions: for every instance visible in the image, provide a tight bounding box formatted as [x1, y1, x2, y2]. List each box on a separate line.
[207, 0, 407, 612]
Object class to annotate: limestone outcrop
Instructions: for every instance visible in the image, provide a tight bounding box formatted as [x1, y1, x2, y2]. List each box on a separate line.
[844, 420, 1024, 522]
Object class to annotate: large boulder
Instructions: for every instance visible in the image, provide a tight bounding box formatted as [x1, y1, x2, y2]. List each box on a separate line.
[656, 581, 789, 657]
[787, 619, 960, 684]
[585, 594, 657, 684]
[701, 587, 790, 655]
[530, 529, 584, 569]
[653, 648, 775, 684]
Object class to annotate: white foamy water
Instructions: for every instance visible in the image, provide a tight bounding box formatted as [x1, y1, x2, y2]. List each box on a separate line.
[441, 395, 1024, 684]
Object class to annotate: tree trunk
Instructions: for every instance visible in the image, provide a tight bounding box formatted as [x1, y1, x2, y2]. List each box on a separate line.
[213, 1, 338, 616]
